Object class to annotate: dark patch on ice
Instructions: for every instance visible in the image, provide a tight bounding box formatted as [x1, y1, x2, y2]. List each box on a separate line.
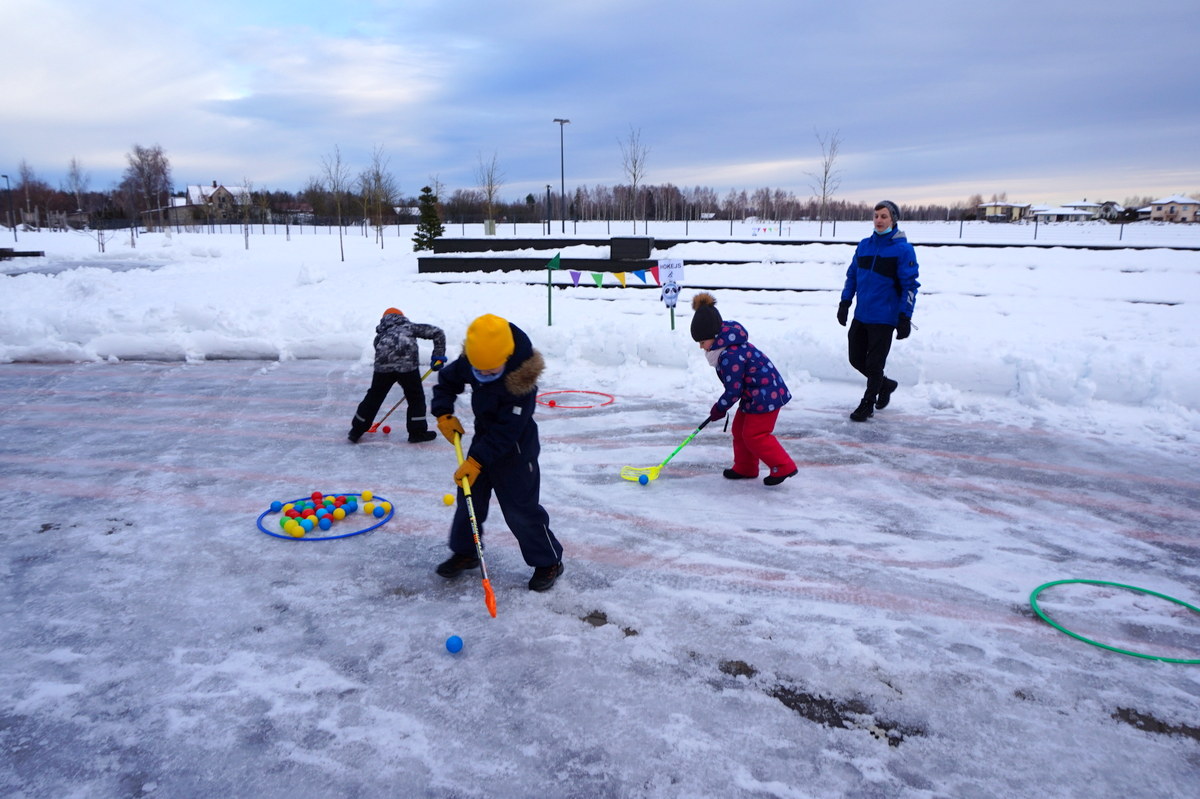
[1112, 707, 1200, 742]
[388, 585, 420, 598]
[580, 610, 638, 636]
[718, 659, 757, 678]
[767, 684, 925, 747]
[37, 522, 59, 534]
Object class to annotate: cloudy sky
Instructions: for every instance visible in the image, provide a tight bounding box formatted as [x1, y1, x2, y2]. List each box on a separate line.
[4, 0, 1198, 207]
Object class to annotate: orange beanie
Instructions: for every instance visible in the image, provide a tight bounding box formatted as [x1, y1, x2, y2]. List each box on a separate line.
[383, 307, 403, 316]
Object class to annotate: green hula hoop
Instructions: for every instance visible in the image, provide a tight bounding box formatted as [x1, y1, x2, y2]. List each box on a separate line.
[1030, 579, 1200, 664]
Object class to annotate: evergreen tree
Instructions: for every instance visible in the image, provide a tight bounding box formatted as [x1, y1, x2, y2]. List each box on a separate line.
[412, 186, 444, 251]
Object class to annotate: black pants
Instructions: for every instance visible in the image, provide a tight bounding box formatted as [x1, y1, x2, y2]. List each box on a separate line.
[450, 438, 563, 569]
[351, 370, 430, 438]
[847, 320, 894, 403]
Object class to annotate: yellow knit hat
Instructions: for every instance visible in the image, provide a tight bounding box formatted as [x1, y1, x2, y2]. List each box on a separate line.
[465, 314, 515, 370]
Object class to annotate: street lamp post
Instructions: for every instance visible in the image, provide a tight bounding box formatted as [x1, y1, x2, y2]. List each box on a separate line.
[553, 119, 569, 233]
[1, 174, 15, 242]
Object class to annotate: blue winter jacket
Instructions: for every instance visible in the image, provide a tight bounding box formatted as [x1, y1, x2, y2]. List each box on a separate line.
[841, 228, 920, 325]
[709, 320, 792, 417]
[430, 323, 544, 469]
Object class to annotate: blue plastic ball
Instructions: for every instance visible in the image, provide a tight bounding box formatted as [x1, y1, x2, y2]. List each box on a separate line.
[270, 500, 283, 512]
[318, 517, 332, 530]
[446, 635, 463, 653]
[373, 505, 385, 518]
[638, 474, 649, 485]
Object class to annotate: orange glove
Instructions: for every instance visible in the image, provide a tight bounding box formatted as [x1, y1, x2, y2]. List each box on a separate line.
[453, 456, 482, 488]
[437, 414, 465, 443]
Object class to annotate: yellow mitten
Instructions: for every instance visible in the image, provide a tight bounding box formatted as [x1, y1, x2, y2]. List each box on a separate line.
[437, 414, 465, 443]
[453, 457, 482, 488]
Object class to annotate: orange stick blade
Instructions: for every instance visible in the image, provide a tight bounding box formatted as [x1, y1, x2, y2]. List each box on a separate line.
[483, 579, 497, 617]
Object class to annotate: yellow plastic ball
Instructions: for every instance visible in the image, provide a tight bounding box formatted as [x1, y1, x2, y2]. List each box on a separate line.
[361, 490, 374, 502]
[362, 502, 375, 515]
[333, 507, 346, 520]
[443, 494, 455, 506]
[380, 501, 392, 512]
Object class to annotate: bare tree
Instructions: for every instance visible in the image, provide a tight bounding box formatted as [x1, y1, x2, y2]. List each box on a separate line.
[121, 144, 172, 231]
[358, 145, 400, 248]
[806, 129, 842, 236]
[321, 145, 352, 261]
[65, 157, 90, 212]
[240, 177, 255, 249]
[619, 126, 650, 232]
[475, 151, 504, 233]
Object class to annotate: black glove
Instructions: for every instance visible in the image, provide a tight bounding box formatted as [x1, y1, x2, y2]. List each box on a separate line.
[837, 300, 850, 327]
[896, 314, 911, 340]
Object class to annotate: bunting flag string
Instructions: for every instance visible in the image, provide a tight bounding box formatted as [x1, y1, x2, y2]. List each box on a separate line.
[569, 270, 582, 286]
[615, 272, 627, 287]
[649, 265, 661, 285]
[590, 272, 605, 287]
[633, 270, 648, 283]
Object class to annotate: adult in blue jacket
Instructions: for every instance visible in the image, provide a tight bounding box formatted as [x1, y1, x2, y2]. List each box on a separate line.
[431, 314, 564, 592]
[837, 201, 920, 422]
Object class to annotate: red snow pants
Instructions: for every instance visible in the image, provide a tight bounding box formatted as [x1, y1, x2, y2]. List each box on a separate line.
[730, 408, 796, 478]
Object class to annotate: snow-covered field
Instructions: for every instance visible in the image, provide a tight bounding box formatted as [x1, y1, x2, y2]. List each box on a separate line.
[1, 220, 1198, 797]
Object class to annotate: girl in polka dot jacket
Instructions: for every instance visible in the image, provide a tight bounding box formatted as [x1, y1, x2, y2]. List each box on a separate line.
[690, 292, 798, 486]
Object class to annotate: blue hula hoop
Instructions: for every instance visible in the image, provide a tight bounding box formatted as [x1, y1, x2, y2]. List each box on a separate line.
[257, 492, 394, 541]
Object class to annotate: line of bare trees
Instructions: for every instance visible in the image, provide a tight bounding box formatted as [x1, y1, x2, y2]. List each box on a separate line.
[9, 136, 1192, 236]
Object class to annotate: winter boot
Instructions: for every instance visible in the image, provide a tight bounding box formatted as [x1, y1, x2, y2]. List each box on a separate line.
[723, 468, 754, 480]
[763, 467, 798, 486]
[875, 378, 899, 410]
[436, 553, 480, 579]
[528, 562, 564, 592]
[849, 398, 874, 422]
[347, 428, 363, 443]
[408, 431, 437, 443]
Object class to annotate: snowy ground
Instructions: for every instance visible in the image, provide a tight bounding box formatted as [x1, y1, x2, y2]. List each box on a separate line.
[1, 222, 1198, 798]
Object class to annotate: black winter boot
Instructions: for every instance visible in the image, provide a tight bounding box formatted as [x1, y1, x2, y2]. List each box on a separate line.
[436, 553, 480, 578]
[875, 378, 899, 410]
[850, 398, 874, 422]
[723, 468, 754, 480]
[528, 562, 563, 592]
[348, 428, 363, 443]
[408, 431, 437, 443]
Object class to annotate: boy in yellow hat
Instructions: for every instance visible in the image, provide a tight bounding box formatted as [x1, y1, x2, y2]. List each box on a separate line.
[348, 308, 447, 443]
[431, 314, 564, 592]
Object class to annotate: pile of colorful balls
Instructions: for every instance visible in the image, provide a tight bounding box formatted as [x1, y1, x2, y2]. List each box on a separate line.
[269, 490, 392, 538]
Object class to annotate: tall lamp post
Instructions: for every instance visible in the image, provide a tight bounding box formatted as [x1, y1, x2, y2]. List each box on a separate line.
[553, 118, 569, 233]
[1, 174, 15, 242]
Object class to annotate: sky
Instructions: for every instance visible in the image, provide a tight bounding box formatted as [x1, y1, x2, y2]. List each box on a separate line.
[4, 0, 1200, 208]
[1, 223, 1198, 797]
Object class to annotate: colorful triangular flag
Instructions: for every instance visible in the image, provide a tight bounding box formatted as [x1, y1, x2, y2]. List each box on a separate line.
[546, 253, 562, 270]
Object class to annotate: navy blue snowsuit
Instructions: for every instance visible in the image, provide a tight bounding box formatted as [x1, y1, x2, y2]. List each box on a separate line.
[430, 323, 562, 568]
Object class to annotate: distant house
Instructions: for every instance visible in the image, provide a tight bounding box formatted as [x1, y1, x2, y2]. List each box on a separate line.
[1060, 200, 1101, 220]
[1096, 201, 1124, 221]
[1029, 205, 1094, 223]
[1149, 195, 1199, 223]
[185, 181, 253, 223]
[978, 201, 1030, 222]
